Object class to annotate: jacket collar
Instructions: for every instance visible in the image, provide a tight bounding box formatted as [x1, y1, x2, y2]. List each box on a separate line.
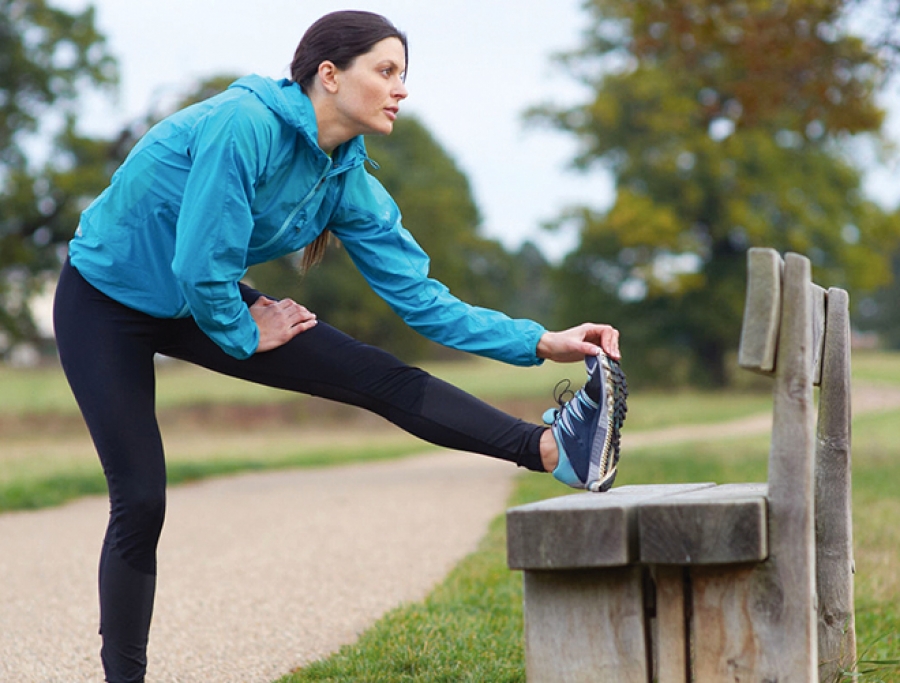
[228, 75, 371, 172]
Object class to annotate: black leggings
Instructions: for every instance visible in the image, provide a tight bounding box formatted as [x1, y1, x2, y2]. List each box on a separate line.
[53, 260, 544, 682]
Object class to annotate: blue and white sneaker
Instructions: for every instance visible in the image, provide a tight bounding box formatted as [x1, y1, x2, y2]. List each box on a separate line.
[543, 353, 628, 492]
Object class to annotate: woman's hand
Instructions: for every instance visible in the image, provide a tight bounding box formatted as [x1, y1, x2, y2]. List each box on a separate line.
[536, 323, 621, 363]
[250, 297, 318, 353]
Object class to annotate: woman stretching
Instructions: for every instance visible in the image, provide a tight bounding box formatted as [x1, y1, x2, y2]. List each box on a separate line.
[53, 10, 626, 682]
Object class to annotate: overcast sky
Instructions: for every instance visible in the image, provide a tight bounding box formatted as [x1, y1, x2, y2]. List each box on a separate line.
[56, 0, 900, 263]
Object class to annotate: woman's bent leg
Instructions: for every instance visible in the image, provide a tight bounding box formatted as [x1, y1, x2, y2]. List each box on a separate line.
[54, 261, 165, 683]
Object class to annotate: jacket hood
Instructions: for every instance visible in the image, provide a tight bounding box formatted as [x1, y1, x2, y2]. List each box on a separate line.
[228, 75, 368, 166]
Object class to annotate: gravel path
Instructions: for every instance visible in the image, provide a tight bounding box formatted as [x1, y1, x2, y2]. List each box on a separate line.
[0, 451, 516, 683]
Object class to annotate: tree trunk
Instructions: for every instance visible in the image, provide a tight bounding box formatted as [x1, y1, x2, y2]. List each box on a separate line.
[697, 340, 729, 387]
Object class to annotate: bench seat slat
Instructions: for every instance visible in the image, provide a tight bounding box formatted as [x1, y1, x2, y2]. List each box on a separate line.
[638, 483, 768, 565]
[507, 483, 715, 570]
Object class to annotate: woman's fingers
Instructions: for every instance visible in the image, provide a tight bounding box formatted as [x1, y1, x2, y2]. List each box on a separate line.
[250, 297, 318, 352]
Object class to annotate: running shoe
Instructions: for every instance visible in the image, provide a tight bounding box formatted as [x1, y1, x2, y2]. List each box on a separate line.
[543, 353, 628, 492]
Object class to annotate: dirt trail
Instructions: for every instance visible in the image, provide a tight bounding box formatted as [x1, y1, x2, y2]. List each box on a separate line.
[624, 382, 900, 449]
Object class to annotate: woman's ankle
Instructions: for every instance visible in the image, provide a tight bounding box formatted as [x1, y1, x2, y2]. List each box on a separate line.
[539, 428, 559, 473]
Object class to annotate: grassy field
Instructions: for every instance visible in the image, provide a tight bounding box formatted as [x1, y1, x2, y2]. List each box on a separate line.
[2, 351, 898, 681]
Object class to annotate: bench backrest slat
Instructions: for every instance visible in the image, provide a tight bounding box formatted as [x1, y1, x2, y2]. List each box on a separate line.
[815, 286, 856, 679]
[738, 248, 782, 374]
[811, 284, 827, 386]
[763, 251, 818, 676]
[739, 248, 827, 387]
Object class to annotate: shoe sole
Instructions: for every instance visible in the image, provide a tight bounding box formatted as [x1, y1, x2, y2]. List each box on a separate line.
[587, 353, 628, 493]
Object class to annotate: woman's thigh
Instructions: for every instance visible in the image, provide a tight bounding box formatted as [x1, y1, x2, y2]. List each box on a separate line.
[163, 310, 427, 416]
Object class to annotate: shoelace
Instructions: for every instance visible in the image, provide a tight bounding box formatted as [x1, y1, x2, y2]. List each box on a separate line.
[550, 379, 597, 439]
[552, 379, 575, 406]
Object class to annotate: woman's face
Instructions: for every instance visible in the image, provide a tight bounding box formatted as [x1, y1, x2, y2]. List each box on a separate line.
[332, 37, 408, 138]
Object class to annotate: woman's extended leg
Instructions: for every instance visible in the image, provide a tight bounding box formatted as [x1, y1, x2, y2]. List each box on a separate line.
[163, 284, 547, 473]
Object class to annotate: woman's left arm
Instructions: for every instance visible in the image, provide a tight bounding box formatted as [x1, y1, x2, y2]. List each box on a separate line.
[331, 173, 619, 366]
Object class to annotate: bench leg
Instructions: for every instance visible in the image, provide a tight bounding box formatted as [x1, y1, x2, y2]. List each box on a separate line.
[523, 567, 650, 683]
[653, 566, 689, 683]
[690, 564, 816, 682]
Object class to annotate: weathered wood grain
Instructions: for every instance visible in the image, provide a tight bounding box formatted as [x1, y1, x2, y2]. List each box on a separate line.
[738, 247, 782, 374]
[761, 251, 818, 681]
[638, 483, 768, 565]
[811, 283, 827, 387]
[815, 287, 857, 681]
[653, 566, 689, 683]
[691, 562, 798, 681]
[523, 567, 650, 683]
[506, 484, 714, 570]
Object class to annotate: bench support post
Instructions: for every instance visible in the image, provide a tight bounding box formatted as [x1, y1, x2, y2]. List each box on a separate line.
[815, 288, 857, 681]
[523, 568, 649, 683]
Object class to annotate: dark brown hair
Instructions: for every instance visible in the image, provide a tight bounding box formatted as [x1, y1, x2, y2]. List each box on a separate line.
[291, 10, 408, 92]
[292, 11, 408, 271]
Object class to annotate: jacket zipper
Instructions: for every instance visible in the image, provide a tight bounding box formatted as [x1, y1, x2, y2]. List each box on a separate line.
[252, 159, 333, 253]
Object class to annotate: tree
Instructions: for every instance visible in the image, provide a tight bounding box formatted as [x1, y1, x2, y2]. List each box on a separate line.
[250, 114, 542, 361]
[0, 0, 117, 355]
[533, 0, 900, 386]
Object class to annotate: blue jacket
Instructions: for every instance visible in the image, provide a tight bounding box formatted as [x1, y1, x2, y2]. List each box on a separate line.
[68, 75, 546, 364]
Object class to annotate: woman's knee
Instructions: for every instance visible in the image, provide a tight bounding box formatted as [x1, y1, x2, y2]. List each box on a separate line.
[110, 488, 167, 574]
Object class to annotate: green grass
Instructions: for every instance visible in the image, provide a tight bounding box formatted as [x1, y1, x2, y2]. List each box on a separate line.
[0, 361, 297, 416]
[852, 349, 900, 386]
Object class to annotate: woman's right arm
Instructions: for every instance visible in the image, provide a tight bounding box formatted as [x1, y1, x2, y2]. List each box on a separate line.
[170, 100, 272, 359]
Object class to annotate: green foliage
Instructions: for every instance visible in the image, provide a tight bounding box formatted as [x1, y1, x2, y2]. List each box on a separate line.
[854, 253, 900, 349]
[0, 0, 118, 351]
[249, 117, 551, 360]
[534, 0, 900, 385]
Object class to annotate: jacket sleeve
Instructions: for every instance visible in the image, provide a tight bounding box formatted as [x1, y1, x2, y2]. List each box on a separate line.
[170, 100, 270, 359]
[330, 172, 547, 367]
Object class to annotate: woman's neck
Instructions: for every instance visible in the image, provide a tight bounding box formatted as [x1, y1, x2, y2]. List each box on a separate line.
[307, 89, 353, 155]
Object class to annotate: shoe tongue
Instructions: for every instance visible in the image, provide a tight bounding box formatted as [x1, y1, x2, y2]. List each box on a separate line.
[583, 355, 602, 403]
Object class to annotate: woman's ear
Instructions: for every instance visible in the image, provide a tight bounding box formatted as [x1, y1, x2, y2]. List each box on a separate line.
[316, 61, 339, 94]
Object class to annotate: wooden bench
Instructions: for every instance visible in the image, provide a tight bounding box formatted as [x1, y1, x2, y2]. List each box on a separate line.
[506, 248, 856, 682]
